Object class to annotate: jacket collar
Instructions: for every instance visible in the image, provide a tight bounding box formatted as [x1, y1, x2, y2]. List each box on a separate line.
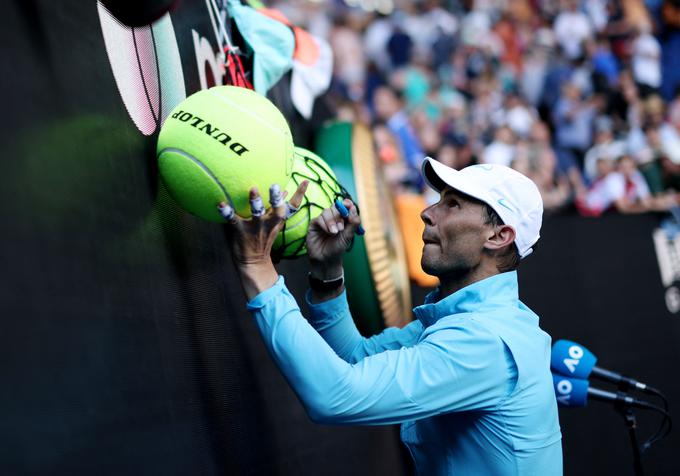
[413, 271, 519, 328]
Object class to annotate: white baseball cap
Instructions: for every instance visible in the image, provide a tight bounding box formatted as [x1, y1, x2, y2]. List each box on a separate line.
[421, 158, 543, 259]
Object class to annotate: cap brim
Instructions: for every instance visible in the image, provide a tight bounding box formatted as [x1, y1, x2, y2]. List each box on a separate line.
[422, 157, 493, 205]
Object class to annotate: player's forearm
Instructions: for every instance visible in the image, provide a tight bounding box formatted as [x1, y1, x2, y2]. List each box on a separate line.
[247, 281, 420, 425]
[246, 280, 355, 418]
[238, 261, 279, 300]
[305, 287, 367, 362]
[306, 287, 423, 364]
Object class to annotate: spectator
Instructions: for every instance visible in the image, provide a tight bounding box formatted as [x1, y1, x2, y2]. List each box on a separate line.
[513, 121, 572, 213]
[668, 86, 680, 128]
[520, 40, 552, 107]
[553, 81, 597, 169]
[293, 0, 680, 222]
[631, 24, 662, 98]
[329, 14, 366, 101]
[553, 0, 593, 60]
[589, 36, 620, 89]
[363, 14, 393, 74]
[602, 0, 632, 59]
[636, 124, 666, 194]
[643, 95, 680, 164]
[576, 155, 675, 215]
[583, 116, 626, 182]
[373, 86, 425, 189]
[499, 93, 537, 139]
[482, 125, 516, 166]
[386, 22, 413, 70]
[656, 0, 680, 100]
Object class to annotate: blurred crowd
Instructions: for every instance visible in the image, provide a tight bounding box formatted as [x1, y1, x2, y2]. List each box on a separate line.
[277, 0, 680, 217]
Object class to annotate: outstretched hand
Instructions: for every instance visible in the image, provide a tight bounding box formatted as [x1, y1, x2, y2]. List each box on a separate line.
[220, 180, 309, 298]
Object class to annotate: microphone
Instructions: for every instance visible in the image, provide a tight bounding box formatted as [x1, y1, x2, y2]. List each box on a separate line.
[551, 339, 651, 392]
[552, 374, 653, 409]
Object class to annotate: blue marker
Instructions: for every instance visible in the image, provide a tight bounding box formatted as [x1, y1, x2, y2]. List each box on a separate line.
[334, 199, 365, 235]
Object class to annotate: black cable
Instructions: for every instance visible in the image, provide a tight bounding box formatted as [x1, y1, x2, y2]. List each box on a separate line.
[643, 385, 669, 413]
[636, 387, 671, 453]
[632, 399, 673, 453]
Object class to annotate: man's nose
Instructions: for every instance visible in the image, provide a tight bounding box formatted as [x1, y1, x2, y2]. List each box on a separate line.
[421, 204, 435, 226]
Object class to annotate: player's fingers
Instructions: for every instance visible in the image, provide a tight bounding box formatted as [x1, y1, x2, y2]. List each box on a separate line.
[289, 180, 309, 210]
[344, 198, 361, 225]
[269, 184, 286, 219]
[340, 198, 364, 235]
[332, 199, 350, 232]
[249, 187, 266, 222]
[320, 207, 341, 235]
[285, 180, 308, 218]
[330, 204, 345, 231]
[285, 202, 300, 219]
[218, 202, 240, 228]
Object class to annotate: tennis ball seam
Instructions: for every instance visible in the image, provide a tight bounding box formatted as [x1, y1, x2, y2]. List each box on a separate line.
[206, 90, 290, 137]
[159, 147, 234, 209]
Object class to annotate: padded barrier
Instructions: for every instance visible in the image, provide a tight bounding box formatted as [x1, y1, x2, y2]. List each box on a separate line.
[0, 2, 407, 475]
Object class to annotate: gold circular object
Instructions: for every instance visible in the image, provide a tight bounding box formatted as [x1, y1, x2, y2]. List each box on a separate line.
[350, 124, 412, 328]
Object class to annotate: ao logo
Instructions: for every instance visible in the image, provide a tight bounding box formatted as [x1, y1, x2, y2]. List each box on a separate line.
[563, 345, 584, 373]
[555, 378, 573, 404]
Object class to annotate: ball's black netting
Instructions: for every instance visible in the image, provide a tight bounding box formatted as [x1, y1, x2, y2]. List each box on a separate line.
[274, 151, 358, 260]
[0, 2, 408, 475]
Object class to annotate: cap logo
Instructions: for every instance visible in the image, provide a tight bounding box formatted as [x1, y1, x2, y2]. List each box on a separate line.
[475, 164, 494, 171]
[497, 198, 515, 212]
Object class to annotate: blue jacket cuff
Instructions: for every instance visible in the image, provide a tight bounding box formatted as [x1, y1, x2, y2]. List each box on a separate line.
[247, 275, 286, 310]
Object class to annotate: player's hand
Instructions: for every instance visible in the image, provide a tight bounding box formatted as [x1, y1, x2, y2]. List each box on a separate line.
[306, 198, 361, 267]
[220, 181, 309, 268]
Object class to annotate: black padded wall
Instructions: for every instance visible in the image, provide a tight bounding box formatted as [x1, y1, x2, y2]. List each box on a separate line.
[520, 214, 680, 476]
[3, 2, 679, 476]
[0, 2, 407, 475]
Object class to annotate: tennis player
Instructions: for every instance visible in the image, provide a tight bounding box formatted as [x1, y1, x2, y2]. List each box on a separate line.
[220, 158, 562, 475]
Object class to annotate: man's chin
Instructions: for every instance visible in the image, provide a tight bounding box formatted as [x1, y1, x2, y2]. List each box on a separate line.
[420, 257, 439, 277]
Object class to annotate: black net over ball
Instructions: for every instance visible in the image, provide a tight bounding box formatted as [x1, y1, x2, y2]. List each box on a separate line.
[273, 151, 359, 260]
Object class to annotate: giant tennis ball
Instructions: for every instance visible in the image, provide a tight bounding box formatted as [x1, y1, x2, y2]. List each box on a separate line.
[157, 85, 294, 222]
[273, 147, 343, 258]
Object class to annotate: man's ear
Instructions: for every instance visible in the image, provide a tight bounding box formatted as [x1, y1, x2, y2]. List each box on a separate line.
[484, 224, 516, 252]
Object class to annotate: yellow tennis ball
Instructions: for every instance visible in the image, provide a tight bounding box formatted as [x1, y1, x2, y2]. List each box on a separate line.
[273, 147, 343, 258]
[156, 86, 294, 222]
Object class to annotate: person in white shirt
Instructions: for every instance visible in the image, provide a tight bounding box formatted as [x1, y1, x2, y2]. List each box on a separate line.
[583, 117, 626, 182]
[553, 0, 593, 60]
[631, 25, 662, 94]
[482, 126, 516, 167]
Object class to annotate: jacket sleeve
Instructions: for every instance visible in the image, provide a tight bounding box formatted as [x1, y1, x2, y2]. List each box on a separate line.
[304, 288, 423, 364]
[248, 277, 515, 425]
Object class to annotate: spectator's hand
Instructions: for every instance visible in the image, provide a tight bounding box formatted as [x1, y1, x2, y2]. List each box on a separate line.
[306, 198, 361, 270]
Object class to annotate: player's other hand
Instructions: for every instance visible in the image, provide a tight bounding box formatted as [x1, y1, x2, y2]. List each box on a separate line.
[306, 198, 361, 267]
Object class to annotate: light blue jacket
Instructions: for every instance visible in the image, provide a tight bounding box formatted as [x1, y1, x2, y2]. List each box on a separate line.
[247, 271, 562, 475]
